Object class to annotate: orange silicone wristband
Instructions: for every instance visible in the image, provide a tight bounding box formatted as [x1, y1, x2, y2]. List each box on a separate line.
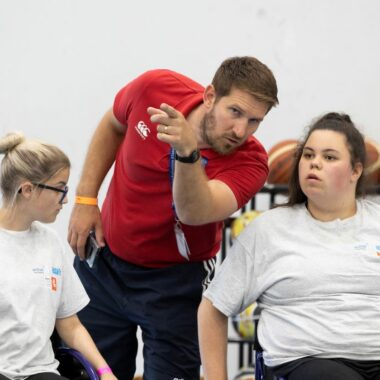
[75, 196, 98, 206]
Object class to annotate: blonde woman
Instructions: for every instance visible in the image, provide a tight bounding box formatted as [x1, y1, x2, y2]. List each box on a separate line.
[0, 132, 117, 380]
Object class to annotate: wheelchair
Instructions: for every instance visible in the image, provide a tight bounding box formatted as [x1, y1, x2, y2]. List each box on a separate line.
[55, 347, 99, 380]
[255, 349, 285, 380]
[51, 330, 99, 380]
[253, 319, 285, 380]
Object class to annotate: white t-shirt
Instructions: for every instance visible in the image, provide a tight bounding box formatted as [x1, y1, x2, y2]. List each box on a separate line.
[204, 199, 380, 367]
[0, 222, 89, 380]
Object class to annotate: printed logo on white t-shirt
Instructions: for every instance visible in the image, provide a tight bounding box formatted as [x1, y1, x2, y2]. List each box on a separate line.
[355, 243, 380, 257]
[32, 266, 61, 291]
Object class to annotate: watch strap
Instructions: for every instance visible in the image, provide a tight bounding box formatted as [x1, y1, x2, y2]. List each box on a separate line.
[175, 149, 200, 164]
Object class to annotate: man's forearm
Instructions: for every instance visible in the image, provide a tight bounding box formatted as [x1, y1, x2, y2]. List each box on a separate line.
[172, 160, 211, 223]
[173, 161, 238, 225]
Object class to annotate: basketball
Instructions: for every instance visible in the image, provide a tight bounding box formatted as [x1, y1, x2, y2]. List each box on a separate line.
[230, 210, 262, 240]
[364, 138, 380, 185]
[267, 139, 298, 185]
[233, 367, 255, 380]
[232, 302, 260, 339]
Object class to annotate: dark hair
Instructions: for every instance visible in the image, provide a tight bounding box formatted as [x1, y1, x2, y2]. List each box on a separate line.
[212, 56, 279, 112]
[286, 112, 366, 206]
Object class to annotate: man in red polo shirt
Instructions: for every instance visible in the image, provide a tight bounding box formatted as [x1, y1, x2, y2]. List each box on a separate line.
[68, 56, 278, 380]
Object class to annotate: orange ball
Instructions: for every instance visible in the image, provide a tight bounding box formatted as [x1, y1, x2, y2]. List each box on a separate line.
[267, 140, 298, 185]
[364, 138, 380, 185]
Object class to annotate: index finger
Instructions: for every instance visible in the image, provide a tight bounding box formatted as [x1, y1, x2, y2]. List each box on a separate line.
[160, 103, 179, 118]
[147, 106, 168, 117]
[76, 233, 88, 260]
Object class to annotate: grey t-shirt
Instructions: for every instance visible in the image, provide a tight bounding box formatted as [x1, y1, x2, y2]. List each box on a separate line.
[204, 199, 380, 367]
[0, 222, 89, 379]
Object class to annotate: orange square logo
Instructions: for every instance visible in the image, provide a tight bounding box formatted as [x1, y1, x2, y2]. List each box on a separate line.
[51, 277, 57, 291]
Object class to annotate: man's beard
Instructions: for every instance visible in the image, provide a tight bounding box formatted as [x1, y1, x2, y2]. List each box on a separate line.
[200, 110, 237, 155]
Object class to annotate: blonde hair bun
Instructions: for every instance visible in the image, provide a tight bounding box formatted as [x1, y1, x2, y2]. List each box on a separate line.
[0, 132, 25, 154]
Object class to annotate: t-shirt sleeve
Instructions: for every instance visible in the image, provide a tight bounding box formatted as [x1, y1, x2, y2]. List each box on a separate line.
[113, 76, 142, 126]
[212, 137, 268, 208]
[112, 69, 204, 127]
[204, 219, 264, 316]
[56, 247, 89, 319]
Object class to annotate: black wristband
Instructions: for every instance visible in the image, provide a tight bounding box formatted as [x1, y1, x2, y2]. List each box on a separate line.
[175, 149, 200, 164]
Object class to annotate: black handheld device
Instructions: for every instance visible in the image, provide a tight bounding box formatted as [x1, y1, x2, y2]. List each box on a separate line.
[85, 231, 101, 267]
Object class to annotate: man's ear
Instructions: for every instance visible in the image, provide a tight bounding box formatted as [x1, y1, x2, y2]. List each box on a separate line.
[18, 182, 34, 200]
[203, 85, 216, 109]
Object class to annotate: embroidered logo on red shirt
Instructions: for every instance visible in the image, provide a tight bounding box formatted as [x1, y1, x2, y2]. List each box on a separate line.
[135, 121, 151, 140]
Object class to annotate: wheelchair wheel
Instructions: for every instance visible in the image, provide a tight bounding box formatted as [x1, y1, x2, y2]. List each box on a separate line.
[56, 347, 99, 380]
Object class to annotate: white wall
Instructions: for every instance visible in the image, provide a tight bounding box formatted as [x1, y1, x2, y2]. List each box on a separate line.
[1, 0, 380, 378]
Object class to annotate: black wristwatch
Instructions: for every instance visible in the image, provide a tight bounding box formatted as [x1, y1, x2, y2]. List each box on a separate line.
[175, 149, 200, 164]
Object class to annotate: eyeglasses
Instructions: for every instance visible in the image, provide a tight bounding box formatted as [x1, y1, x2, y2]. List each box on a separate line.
[33, 183, 69, 204]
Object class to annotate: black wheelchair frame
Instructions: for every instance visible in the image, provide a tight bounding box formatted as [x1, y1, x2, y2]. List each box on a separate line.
[51, 330, 99, 380]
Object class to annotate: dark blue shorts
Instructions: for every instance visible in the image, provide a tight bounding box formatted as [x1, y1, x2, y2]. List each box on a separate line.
[74, 245, 216, 380]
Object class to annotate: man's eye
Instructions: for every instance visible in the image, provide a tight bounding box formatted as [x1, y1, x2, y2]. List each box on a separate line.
[230, 107, 241, 116]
